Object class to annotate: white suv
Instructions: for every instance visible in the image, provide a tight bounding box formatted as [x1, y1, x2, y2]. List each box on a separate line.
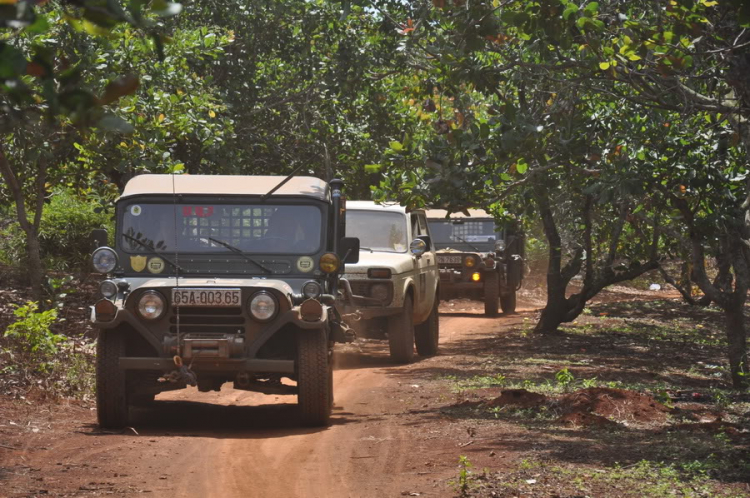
[338, 201, 439, 363]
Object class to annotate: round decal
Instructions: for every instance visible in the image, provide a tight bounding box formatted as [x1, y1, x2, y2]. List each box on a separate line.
[297, 256, 314, 273]
[130, 205, 142, 216]
[147, 257, 165, 274]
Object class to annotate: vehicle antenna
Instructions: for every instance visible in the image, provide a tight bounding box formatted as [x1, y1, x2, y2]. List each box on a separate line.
[171, 170, 181, 360]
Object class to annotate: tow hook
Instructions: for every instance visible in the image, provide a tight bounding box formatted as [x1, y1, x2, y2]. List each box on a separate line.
[158, 355, 197, 386]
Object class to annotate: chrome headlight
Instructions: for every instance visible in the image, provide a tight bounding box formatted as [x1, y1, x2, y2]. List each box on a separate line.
[248, 292, 278, 322]
[99, 279, 118, 299]
[302, 281, 323, 299]
[137, 291, 166, 320]
[495, 239, 506, 252]
[92, 247, 118, 273]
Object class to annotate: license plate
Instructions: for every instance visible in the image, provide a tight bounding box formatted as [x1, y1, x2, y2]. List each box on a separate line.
[172, 288, 241, 307]
[438, 255, 462, 264]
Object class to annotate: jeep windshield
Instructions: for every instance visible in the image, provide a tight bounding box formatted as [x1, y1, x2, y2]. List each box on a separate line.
[120, 202, 322, 255]
[346, 210, 407, 253]
[427, 219, 501, 252]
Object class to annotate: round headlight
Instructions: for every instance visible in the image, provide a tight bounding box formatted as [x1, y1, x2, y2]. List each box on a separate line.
[137, 291, 166, 320]
[302, 280, 323, 299]
[464, 255, 477, 268]
[100, 280, 118, 299]
[319, 253, 341, 274]
[92, 247, 118, 274]
[370, 283, 389, 302]
[249, 292, 278, 322]
[495, 240, 506, 252]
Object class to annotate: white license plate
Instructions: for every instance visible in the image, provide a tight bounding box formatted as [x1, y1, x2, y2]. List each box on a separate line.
[172, 288, 241, 307]
[438, 255, 463, 264]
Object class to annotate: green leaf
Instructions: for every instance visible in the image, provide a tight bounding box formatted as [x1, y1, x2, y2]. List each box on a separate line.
[563, 4, 578, 20]
[389, 140, 404, 151]
[364, 163, 383, 173]
[516, 159, 528, 174]
[599, 61, 610, 70]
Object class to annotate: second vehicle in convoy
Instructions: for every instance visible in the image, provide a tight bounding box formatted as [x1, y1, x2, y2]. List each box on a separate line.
[425, 209, 524, 316]
[338, 202, 440, 363]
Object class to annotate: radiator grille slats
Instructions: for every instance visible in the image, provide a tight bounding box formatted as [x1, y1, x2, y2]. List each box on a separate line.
[169, 306, 246, 334]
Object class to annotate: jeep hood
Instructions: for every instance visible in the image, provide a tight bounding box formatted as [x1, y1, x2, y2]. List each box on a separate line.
[344, 251, 415, 275]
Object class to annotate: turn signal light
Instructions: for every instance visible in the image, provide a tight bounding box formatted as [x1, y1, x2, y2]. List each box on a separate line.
[472, 272, 481, 282]
[300, 299, 324, 322]
[95, 299, 117, 322]
[367, 268, 392, 279]
[319, 253, 341, 273]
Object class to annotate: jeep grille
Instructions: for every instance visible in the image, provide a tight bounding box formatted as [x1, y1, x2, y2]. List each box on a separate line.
[169, 307, 246, 335]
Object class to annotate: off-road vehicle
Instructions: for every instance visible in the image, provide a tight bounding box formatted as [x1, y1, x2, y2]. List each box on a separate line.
[89, 174, 358, 428]
[338, 201, 439, 363]
[425, 209, 524, 316]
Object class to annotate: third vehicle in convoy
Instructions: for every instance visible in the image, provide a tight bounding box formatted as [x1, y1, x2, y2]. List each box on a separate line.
[425, 209, 524, 316]
[338, 201, 439, 363]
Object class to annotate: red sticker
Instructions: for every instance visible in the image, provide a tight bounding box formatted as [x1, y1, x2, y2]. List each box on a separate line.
[182, 206, 214, 217]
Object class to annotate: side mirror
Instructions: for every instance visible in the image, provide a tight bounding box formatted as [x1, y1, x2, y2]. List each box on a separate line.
[417, 235, 431, 249]
[410, 238, 427, 258]
[91, 229, 108, 249]
[338, 237, 360, 264]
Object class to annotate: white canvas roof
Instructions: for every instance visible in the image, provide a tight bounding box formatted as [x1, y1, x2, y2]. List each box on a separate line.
[425, 208, 490, 219]
[120, 174, 329, 201]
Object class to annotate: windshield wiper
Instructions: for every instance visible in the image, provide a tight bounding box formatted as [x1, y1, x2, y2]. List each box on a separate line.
[206, 237, 273, 274]
[359, 246, 374, 253]
[121, 234, 185, 272]
[453, 235, 482, 253]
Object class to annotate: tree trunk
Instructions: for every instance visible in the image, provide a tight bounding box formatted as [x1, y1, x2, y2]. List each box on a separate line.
[0, 145, 46, 302]
[724, 303, 748, 388]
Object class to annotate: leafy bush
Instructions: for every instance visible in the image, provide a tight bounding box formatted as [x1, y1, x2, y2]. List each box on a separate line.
[0, 189, 113, 272]
[1, 301, 95, 398]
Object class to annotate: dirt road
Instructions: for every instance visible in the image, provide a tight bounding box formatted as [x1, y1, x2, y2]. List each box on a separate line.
[3, 302, 525, 498]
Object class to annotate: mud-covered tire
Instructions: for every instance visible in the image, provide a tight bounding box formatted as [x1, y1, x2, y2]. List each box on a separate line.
[501, 291, 517, 314]
[96, 330, 129, 429]
[297, 330, 332, 426]
[483, 272, 500, 317]
[415, 297, 439, 356]
[388, 294, 415, 363]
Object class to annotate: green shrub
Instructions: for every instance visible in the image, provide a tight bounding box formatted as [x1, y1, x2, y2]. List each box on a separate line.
[3, 301, 62, 372]
[0, 189, 114, 272]
[1, 301, 95, 398]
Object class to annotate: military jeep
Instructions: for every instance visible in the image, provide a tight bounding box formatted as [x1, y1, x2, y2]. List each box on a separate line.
[89, 174, 358, 428]
[425, 209, 524, 316]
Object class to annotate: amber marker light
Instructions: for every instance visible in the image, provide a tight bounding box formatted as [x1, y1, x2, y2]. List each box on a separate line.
[319, 253, 341, 273]
[472, 272, 481, 282]
[95, 299, 117, 322]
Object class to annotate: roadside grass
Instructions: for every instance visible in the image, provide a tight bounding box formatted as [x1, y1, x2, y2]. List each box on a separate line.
[435, 298, 750, 496]
[461, 457, 749, 498]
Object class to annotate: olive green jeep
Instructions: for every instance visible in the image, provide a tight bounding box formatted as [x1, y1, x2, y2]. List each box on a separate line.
[89, 174, 358, 428]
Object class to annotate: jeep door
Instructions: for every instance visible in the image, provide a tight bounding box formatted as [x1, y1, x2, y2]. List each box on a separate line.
[410, 211, 438, 319]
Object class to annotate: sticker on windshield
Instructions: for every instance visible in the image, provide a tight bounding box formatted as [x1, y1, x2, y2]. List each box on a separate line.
[147, 257, 165, 274]
[130, 255, 147, 272]
[394, 243, 406, 252]
[297, 256, 314, 273]
[130, 205, 142, 216]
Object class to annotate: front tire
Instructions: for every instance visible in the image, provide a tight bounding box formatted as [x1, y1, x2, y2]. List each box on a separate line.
[96, 330, 129, 429]
[297, 330, 332, 426]
[388, 294, 415, 363]
[484, 272, 500, 317]
[415, 297, 439, 356]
